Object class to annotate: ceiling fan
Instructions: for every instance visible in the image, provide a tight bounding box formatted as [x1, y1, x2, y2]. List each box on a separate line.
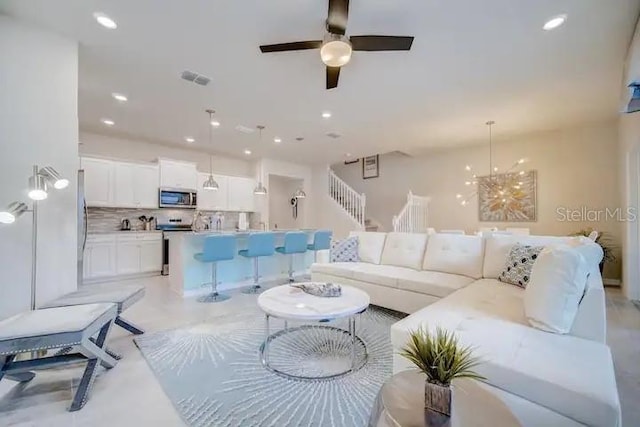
[259, 0, 414, 90]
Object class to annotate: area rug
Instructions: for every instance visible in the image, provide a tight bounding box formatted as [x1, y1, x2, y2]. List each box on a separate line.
[135, 306, 403, 427]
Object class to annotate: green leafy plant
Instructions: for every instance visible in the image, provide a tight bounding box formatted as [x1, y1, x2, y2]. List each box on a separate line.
[399, 326, 485, 387]
[569, 228, 616, 264]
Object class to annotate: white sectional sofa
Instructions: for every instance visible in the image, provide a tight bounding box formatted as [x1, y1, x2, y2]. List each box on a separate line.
[311, 231, 620, 427]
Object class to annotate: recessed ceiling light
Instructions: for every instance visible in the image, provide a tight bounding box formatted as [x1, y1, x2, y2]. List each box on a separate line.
[185, 137, 195, 143]
[322, 111, 332, 119]
[244, 149, 252, 155]
[210, 120, 220, 127]
[274, 137, 282, 143]
[112, 93, 127, 102]
[543, 14, 567, 31]
[93, 12, 117, 29]
[101, 118, 114, 126]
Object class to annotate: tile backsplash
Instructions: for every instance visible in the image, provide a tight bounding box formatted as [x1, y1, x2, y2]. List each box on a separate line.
[87, 207, 258, 233]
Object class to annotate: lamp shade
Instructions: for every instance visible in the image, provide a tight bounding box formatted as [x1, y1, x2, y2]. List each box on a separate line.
[202, 174, 219, 191]
[28, 174, 48, 200]
[294, 188, 306, 199]
[40, 166, 69, 189]
[253, 182, 267, 195]
[0, 202, 28, 224]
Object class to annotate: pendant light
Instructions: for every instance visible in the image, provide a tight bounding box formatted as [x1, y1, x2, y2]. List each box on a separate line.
[203, 109, 219, 191]
[253, 125, 267, 195]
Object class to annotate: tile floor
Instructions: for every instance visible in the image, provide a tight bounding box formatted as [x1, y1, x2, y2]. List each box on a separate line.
[0, 276, 638, 426]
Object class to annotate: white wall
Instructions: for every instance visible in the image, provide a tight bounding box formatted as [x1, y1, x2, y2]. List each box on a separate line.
[255, 158, 312, 229]
[333, 122, 622, 279]
[0, 16, 79, 319]
[80, 131, 253, 177]
[619, 20, 640, 300]
[268, 175, 304, 230]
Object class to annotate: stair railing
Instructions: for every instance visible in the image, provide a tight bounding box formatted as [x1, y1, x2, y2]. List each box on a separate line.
[328, 168, 366, 229]
[392, 191, 431, 233]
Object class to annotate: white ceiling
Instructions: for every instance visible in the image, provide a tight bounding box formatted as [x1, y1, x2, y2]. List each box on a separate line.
[1, 0, 639, 164]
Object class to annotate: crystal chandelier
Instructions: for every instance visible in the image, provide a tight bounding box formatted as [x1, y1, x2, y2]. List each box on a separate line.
[457, 121, 528, 207]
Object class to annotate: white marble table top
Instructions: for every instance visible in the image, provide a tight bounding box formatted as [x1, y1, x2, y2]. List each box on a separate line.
[257, 284, 370, 321]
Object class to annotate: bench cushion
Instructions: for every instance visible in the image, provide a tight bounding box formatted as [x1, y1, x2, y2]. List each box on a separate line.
[42, 284, 145, 314]
[0, 303, 117, 354]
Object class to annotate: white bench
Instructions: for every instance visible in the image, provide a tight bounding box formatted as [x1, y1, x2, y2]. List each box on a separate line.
[0, 303, 118, 411]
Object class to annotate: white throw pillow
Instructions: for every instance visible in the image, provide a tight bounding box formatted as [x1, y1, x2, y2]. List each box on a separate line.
[524, 245, 590, 334]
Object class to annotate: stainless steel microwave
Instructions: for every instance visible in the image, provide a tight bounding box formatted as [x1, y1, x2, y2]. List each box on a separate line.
[159, 188, 197, 209]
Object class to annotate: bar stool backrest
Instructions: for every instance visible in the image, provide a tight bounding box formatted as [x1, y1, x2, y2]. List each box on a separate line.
[247, 232, 276, 257]
[202, 235, 237, 262]
[312, 230, 332, 251]
[282, 231, 309, 254]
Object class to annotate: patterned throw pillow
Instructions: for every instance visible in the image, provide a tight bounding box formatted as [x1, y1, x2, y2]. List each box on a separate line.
[499, 243, 544, 288]
[330, 237, 359, 263]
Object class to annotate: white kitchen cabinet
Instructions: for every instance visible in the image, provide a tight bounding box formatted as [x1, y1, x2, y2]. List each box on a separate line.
[159, 159, 197, 190]
[114, 162, 159, 208]
[84, 235, 117, 279]
[83, 158, 114, 207]
[135, 164, 160, 208]
[116, 238, 141, 275]
[227, 176, 256, 212]
[140, 239, 163, 272]
[197, 173, 229, 210]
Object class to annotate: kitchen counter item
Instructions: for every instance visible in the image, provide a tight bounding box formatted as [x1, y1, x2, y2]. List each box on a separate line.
[120, 219, 131, 231]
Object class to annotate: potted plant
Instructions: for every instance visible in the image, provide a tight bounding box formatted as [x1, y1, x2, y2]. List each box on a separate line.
[399, 326, 484, 416]
[569, 228, 616, 274]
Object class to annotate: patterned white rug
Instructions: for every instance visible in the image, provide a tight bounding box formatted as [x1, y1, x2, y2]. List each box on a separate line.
[135, 306, 403, 427]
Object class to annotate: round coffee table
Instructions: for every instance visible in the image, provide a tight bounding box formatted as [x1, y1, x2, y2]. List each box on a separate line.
[257, 283, 370, 381]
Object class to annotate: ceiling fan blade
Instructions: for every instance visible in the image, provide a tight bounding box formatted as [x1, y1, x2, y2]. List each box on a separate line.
[327, 0, 349, 35]
[350, 35, 414, 51]
[260, 40, 323, 53]
[326, 66, 341, 89]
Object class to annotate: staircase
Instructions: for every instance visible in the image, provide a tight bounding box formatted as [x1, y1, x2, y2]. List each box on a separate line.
[392, 191, 431, 233]
[328, 168, 366, 230]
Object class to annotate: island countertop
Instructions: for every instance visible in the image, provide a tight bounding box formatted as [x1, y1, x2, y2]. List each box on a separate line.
[167, 229, 322, 296]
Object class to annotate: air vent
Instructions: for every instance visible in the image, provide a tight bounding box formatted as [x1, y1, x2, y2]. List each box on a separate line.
[181, 70, 211, 86]
[295, 137, 305, 142]
[235, 125, 255, 134]
[326, 132, 341, 139]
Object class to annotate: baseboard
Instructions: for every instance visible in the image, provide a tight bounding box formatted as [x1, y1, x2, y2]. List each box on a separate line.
[83, 271, 161, 285]
[603, 278, 621, 287]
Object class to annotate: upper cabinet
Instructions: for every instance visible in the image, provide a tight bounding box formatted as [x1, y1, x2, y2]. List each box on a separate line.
[83, 156, 255, 212]
[83, 157, 159, 208]
[114, 162, 159, 208]
[83, 157, 115, 207]
[227, 176, 256, 212]
[159, 159, 197, 190]
[197, 173, 229, 211]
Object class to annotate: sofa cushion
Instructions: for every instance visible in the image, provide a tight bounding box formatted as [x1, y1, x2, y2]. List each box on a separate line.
[350, 264, 403, 288]
[310, 262, 361, 279]
[498, 243, 544, 288]
[423, 233, 484, 279]
[483, 234, 578, 279]
[380, 232, 429, 270]
[349, 231, 387, 264]
[396, 270, 474, 298]
[524, 245, 590, 334]
[391, 279, 620, 427]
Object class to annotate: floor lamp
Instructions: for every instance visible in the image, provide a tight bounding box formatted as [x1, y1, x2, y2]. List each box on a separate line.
[0, 165, 69, 311]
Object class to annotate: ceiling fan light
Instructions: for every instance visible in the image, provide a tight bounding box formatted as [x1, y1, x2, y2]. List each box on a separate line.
[320, 36, 352, 67]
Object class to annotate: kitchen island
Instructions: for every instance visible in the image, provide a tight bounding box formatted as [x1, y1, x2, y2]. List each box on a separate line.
[166, 230, 323, 296]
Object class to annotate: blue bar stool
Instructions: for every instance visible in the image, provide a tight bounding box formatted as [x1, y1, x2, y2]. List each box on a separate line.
[307, 230, 333, 262]
[194, 235, 236, 303]
[276, 231, 310, 283]
[239, 232, 276, 294]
